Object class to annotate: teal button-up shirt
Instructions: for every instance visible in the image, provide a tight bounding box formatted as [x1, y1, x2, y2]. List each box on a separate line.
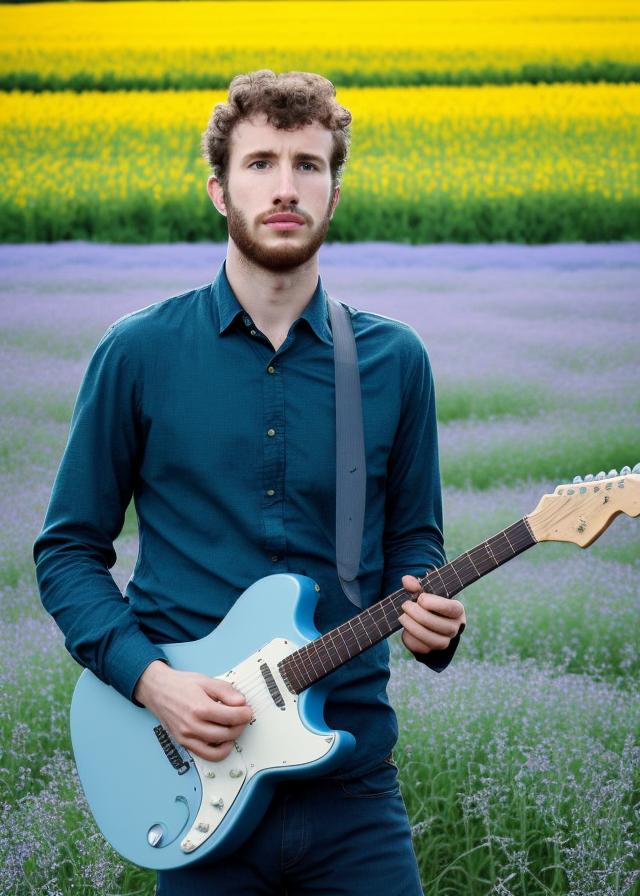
[33, 259, 458, 776]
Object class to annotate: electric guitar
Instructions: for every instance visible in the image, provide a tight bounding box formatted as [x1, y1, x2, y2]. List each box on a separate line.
[70, 465, 640, 870]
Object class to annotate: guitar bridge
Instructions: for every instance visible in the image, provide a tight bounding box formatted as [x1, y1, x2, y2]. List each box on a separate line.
[153, 724, 190, 775]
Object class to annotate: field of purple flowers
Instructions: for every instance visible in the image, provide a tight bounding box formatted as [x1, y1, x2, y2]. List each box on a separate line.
[0, 242, 638, 895]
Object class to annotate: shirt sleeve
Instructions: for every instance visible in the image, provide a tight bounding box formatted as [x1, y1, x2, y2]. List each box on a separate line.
[32, 322, 167, 701]
[381, 328, 462, 673]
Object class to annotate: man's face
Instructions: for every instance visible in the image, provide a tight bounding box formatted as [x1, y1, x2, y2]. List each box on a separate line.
[208, 113, 340, 272]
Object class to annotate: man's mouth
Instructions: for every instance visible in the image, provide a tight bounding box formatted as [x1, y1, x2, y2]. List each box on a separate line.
[264, 213, 306, 230]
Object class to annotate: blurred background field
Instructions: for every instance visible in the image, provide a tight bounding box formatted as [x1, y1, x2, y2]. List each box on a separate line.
[1, 0, 639, 243]
[2, 0, 639, 91]
[1, 242, 639, 895]
[3, 82, 639, 243]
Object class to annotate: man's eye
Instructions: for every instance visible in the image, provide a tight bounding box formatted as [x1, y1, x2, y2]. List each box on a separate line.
[249, 161, 317, 170]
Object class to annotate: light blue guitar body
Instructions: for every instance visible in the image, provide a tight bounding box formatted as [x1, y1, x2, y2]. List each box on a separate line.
[70, 574, 356, 870]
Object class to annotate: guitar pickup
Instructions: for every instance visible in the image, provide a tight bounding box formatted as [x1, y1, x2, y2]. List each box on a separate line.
[259, 662, 285, 709]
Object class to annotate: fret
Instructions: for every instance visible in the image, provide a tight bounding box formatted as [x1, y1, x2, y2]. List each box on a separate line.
[486, 535, 508, 563]
[280, 659, 299, 693]
[498, 533, 516, 559]
[297, 643, 311, 666]
[322, 631, 344, 667]
[389, 591, 408, 621]
[484, 539, 499, 565]
[292, 664, 306, 692]
[429, 567, 450, 597]
[280, 666, 293, 693]
[381, 598, 398, 630]
[338, 622, 356, 654]
[310, 640, 329, 675]
[522, 517, 535, 541]
[502, 528, 517, 555]
[466, 551, 481, 577]
[289, 659, 307, 692]
[351, 614, 373, 647]
[469, 544, 496, 576]
[331, 628, 351, 663]
[450, 561, 466, 589]
[336, 625, 352, 658]
[450, 557, 470, 589]
[287, 649, 306, 684]
[345, 616, 360, 646]
[441, 566, 463, 594]
[290, 649, 308, 689]
[368, 605, 387, 640]
[292, 652, 311, 690]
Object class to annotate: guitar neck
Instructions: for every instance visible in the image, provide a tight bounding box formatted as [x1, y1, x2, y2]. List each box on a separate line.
[278, 517, 536, 694]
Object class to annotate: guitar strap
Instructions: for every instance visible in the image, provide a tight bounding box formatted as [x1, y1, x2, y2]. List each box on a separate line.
[326, 294, 366, 609]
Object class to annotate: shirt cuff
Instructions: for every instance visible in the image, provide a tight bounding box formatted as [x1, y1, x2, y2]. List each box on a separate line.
[104, 633, 169, 703]
[410, 623, 465, 672]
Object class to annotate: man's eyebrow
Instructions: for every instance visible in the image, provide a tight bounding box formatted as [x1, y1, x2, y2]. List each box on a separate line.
[241, 149, 327, 166]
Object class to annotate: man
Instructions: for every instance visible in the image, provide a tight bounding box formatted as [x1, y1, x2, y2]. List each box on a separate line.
[34, 70, 465, 895]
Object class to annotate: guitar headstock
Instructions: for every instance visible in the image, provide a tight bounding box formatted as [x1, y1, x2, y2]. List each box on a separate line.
[526, 464, 640, 547]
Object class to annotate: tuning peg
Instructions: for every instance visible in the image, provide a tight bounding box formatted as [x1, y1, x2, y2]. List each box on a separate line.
[584, 473, 594, 481]
[595, 471, 606, 480]
[607, 469, 618, 478]
[573, 475, 583, 483]
[633, 463, 640, 474]
[620, 466, 631, 475]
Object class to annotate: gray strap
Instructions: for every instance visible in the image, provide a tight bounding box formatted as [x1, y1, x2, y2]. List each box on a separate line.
[327, 295, 366, 608]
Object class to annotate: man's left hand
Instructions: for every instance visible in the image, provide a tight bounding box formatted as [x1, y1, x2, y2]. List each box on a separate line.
[399, 574, 466, 655]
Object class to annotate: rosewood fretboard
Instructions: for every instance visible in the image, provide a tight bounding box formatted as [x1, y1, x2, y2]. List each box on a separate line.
[278, 517, 536, 694]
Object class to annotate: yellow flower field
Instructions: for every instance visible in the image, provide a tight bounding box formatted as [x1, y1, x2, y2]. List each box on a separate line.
[2, 82, 638, 242]
[1, 0, 638, 90]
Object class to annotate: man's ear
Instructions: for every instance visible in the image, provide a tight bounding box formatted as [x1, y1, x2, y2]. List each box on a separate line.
[207, 176, 227, 217]
[330, 184, 341, 219]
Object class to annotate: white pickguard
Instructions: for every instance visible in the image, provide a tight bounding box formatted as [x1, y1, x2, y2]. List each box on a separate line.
[180, 638, 335, 853]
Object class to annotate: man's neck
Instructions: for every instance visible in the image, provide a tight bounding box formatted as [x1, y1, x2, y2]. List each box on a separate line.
[224, 244, 320, 350]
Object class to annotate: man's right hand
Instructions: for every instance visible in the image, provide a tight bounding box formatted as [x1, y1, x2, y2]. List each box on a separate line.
[133, 660, 254, 762]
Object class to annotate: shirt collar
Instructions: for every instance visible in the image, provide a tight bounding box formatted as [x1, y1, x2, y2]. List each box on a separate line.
[212, 259, 332, 345]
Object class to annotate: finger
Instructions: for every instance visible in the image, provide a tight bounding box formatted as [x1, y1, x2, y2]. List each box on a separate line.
[414, 594, 465, 619]
[182, 737, 236, 763]
[401, 630, 429, 655]
[193, 698, 254, 726]
[189, 720, 250, 745]
[201, 677, 249, 705]
[401, 574, 422, 593]
[401, 601, 461, 639]
[399, 613, 451, 651]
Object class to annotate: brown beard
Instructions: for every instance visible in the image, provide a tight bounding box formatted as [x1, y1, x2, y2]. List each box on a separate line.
[223, 186, 334, 273]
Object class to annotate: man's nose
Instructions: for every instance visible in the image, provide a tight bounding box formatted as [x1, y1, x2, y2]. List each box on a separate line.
[272, 164, 300, 205]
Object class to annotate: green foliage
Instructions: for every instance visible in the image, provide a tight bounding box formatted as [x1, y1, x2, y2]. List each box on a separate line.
[2, 193, 639, 244]
[440, 424, 640, 490]
[3, 60, 640, 92]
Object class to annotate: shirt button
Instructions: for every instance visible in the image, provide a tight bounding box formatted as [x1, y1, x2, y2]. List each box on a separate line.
[271, 555, 279, 562]
[267, 366, 276, 374]
[250, 329, 257, 336]
[243, 315, 252, 327]
[267, 428, 276, 437]
[266, 489, 275, 496]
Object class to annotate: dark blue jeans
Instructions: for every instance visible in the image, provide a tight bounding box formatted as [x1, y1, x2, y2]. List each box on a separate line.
[156, 758, 424, 895]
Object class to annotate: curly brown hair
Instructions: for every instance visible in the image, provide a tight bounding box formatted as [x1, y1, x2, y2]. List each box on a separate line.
[201, 70, 352, 193]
